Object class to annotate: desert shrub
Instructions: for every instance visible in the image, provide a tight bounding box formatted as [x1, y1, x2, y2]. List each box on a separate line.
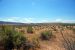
[0, 25, 27, 50]
[53, 28, 57, 31]
[23, 38, 40, 50]
[13, 31, 27, 50]
[1, 26, 14, 50]
[27, 26, 33, 33]
[20, 29, 25, 33]
[32, 38, 40, 48]
[40, 31, 53, 40]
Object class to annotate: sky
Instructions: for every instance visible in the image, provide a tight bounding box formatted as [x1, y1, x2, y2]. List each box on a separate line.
[0, 0, 75, 23]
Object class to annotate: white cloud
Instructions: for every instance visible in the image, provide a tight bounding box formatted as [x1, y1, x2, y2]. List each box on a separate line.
[55, 18, 75, 23]
[55, 18, 62, 22]
[23, 18, 33, 23]
[0, 17, 75, 23]
[0, 17, 20, 22]
[0, 17, 34, 23]
[62, 20, 75, 23]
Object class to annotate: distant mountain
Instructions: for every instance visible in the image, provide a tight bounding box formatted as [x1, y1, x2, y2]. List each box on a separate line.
[0, 21, 25, 25]
[0, 21, 75, 26]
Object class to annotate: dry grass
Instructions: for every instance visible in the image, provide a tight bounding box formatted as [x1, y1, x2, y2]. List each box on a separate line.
[0, 24, 75, 50]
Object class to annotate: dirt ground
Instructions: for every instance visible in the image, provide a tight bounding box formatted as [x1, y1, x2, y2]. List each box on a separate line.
[0, 24, 75, 50]
[15, 24, 75, 50]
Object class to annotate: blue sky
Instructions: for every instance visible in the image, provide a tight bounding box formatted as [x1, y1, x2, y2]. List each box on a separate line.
[0, 0, 75, 23]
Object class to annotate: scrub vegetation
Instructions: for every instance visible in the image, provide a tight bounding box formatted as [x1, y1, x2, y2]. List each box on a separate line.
[0, 23, 75, 50]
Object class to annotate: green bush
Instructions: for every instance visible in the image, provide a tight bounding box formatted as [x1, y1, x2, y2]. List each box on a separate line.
[40, 31, 53, 40]
[13, 31, 26, 48]
[27, 26, 33, 33]
[0, 25, 27, 50]
[0, 25, 14, 50]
